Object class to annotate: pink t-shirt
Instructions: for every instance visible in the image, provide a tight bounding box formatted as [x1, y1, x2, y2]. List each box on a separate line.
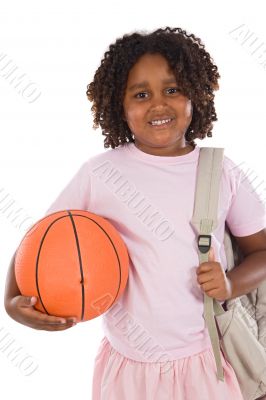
[44, 143, 266, 363]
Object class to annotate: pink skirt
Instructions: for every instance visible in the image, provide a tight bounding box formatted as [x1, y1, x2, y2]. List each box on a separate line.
[92, 336, 244, 400]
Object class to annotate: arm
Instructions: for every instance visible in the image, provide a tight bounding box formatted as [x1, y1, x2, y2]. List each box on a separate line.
[226, 228, 266, 300]
[4, 249, 77, 330]
[4, 250, 21, 312]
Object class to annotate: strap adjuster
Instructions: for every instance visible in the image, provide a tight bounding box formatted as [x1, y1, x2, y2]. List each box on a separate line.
[198, 234, 212, 253]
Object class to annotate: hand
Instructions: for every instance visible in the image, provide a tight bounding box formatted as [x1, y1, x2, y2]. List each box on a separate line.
[5, 295, 78, 331]
[196, 247, 233, 302]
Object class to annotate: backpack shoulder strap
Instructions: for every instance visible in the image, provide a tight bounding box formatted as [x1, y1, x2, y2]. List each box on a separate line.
[190, 146, 225, 381]
[190, 147, 224, 235]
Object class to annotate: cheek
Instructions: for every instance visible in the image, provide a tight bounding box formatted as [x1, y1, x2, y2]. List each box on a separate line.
[124, 106, 143, 126]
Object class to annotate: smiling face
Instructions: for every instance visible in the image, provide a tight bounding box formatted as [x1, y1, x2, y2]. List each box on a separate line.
[122, 53, 194, 156]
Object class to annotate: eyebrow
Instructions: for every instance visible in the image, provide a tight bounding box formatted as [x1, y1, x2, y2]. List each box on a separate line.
[128, 78, 177, 92]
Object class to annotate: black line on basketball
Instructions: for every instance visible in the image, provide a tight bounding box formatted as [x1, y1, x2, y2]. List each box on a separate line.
[68, 211, 123, 312]
[67, 210, 85, 321]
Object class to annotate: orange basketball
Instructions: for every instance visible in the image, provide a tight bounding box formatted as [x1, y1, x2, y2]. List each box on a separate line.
[14, 210, 129, 323]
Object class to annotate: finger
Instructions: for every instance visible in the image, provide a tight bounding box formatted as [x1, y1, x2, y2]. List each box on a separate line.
[16, 295, 38, 308]
[33, 321, 77, 331]
[201, 281, 220, 292]
[33, 314, 77, 326]
[21, 305, 77, 326]
[25, 316, 77, 331]
[204, 288, 223, 300]
[45, 318, 77, 325]
[39, 321, 77, 331]
[198, 276, 213, 285]
[197, 270, 215, 283]
[197, 264, 213, 275]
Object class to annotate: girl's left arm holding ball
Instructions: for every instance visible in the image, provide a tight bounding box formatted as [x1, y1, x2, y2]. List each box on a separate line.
[4, 250, 77, 331]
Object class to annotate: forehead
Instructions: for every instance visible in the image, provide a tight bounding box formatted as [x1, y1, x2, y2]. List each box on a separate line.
[127, 53, 175, 82]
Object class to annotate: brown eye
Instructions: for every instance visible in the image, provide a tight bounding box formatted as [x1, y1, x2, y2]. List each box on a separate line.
[135, 92, 147, 99]
[167, 88, 179, 94]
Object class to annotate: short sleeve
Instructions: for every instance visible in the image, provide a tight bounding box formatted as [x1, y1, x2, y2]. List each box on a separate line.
[226, 160, 266, 237]
[44, 161, 91, 217]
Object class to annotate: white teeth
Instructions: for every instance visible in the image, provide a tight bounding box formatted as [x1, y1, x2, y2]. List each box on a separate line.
[151, 118, 171, 126]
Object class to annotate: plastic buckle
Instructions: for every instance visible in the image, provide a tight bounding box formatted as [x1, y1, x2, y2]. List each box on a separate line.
[198, 234, 212, 253]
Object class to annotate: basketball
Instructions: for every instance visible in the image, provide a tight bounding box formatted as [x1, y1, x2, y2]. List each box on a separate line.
[14, 210, 129, 323]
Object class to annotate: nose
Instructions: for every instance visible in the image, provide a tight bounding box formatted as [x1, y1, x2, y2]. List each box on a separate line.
[150, 93, 168, 109]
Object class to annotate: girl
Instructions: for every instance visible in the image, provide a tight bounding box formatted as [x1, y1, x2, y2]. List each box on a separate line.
[4, 27, 266, 400]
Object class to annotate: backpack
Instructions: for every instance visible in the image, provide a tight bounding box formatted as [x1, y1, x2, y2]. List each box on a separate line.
[190, 147, 266, 400]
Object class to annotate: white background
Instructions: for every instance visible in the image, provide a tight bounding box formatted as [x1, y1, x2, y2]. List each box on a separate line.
[1, 0, 266, 399]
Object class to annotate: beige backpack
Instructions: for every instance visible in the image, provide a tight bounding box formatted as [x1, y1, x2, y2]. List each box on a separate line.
[190, 147, 266, 400]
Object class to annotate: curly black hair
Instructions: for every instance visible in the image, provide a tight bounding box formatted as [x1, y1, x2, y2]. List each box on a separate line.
[86, 26, 220, 149]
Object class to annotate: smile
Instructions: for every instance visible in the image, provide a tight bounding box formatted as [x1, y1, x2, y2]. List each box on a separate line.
[148, 118, 174, 129]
